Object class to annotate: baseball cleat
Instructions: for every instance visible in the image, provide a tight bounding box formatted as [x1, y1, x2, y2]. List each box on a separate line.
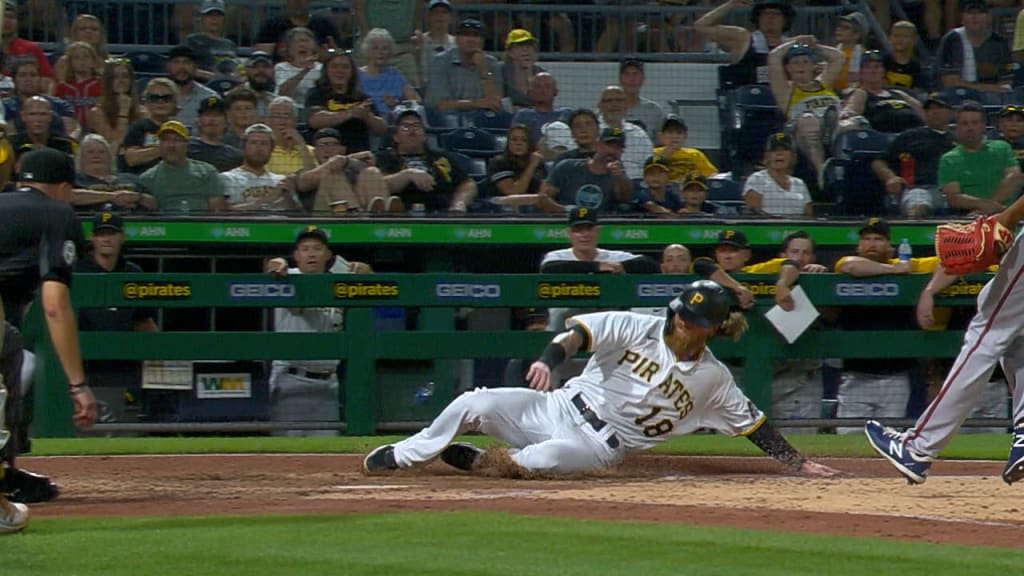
[864, 420, 932, 485]
[2, 464, 60, 503]
[440, 442, 484, 471]
[1002, 426, 1024, 485]
[362, 444, 398, 474]
[0, 497, 29, 535]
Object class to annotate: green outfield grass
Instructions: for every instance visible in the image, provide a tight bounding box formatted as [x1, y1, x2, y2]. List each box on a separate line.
[5, 512, 1021, 576]
[28, 432, 1014, 460]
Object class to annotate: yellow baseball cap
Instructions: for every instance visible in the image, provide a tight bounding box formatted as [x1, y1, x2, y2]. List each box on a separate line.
[157, 120, 189, 140]
[505, 29, 536, 49]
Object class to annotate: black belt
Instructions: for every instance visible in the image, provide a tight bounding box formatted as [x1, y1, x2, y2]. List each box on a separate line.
[571, 393, 620, 449]
[286, 367, 333, 380]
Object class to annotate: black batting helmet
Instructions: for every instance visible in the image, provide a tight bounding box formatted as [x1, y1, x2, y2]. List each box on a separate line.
[668, 280, 731, 329]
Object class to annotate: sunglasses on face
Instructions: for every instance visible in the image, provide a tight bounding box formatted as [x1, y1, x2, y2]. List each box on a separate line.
[146, 94, 174, 103]
[397, 123, 424, 132]
[105, 57, 130, 65]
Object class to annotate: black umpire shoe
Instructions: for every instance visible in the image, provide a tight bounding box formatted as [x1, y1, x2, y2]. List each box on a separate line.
[2, 464, 60, 503]
[440, 442, 484, 472]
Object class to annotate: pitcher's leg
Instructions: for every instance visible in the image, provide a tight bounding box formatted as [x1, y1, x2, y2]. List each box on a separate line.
[393, 388, 552, 467]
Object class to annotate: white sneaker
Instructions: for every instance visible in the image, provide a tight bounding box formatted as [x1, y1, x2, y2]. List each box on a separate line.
[0, 497, 29, 534]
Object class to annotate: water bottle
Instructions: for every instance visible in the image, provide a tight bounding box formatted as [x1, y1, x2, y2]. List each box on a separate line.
[898, 238, 912, 263]
[413, 381, 435, 405]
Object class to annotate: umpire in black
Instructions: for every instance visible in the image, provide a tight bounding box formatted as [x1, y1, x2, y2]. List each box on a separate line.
[0, 148, 98, 509]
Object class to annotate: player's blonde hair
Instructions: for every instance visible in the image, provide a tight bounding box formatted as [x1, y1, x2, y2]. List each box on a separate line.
[718, 312, 748, 342]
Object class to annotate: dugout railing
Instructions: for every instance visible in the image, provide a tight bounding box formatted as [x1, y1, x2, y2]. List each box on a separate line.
[27, 272, 992, 437]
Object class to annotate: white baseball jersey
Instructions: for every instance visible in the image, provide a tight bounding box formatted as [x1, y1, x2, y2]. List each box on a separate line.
[564, 311, 765, 450]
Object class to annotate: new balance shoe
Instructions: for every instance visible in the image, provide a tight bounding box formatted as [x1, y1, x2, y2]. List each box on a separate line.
[864, 420, 932, 484]
[0, 497, 28, 535]
[440, 442, 484, 472]
[1002, 425, 1024, 485]
[362, 444, 398, 474]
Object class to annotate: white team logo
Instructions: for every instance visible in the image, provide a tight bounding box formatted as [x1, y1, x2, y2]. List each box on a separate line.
[62, 240, 77, 265]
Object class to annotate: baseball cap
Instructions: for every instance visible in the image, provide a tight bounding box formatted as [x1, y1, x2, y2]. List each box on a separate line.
[717, 229, 749, 249]
[923, 92, 951, 109]
[598, 127, 626, 145]
[505, 29, 536, 49]
[19, 147, 75, 184]
[838, 12, 868, 36]
[682, 177, 708, 191]
[644, 155, 669, 173]
[198, 94, 226, 114]
[199, 0, 225, 14]
[859, 217, 891, 239]
[521, 307, 547, 321]
[860, 49, 885, 66]
[427, 0, 453, 10]
[661, 114, 687, 132]
[457, 18, 484, 34]
[961, 0, 989, 12]
[783, 43, 814, 64]
[312, 127, 343, 143]
[619, 58, 644, 73]
[394, 106, 424, 123]
[167, 44, 197, 61]
[296, 225, 329, 245]
[999, 104, 1024, 118]
[765, 131, 795, 151]
[568, 206, 599, 227]
[247, 51, 273, 66]
[92, 211, 124, 233]
[157, 120, 190, 140]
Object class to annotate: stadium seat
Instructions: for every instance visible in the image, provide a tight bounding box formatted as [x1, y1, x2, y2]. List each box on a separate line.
[206, 78, 241, 95]
[467, 108, 514, 133]
[723, 85, 784, 180]
[824, 128, 893, 216]
[706, 178, 742, 202]
[126, 50, 168, 75]
[439, 128, 503, 159]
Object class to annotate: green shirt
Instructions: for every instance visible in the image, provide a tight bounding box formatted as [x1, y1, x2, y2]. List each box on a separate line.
[938, 139, 1017, 203]
[140, 160, 224, 212]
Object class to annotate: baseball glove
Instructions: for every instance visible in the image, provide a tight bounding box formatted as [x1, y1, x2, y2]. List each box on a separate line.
[935, 216, 1014, 275]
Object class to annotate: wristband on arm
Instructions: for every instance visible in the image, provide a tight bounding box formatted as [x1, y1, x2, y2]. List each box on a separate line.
[538, 342, 567, 370]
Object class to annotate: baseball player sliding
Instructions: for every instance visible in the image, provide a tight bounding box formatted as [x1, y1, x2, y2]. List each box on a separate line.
[364, 280, 839, 477]
[866, 197, 1024, 484]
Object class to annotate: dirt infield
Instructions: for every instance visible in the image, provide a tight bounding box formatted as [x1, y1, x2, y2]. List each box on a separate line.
[18, 453, 1024, 548]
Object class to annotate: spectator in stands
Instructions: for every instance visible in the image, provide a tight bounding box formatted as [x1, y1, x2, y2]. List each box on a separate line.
[768, 36, 844, 185]
[140, 120, 226, 212]
[306, 49, 386, 154]
[188, 95, 242, 172]
[679, 177, 720, 215]
[541, 107, 598, 161]
[661, 243, 692, 273]
[220, 123, 298, 211]
[636, 154, 684, 216]
[996, 104, 1024, 168]
[228, 52, 277, 117]
[510, 72, 571, 143]
[540, 206, 659, 331]
[295, 127, 388, 213]
[935, 0, 1012, 93]
[652, 114, 717, 185]
[501, 29, 544, 110]
[488, 123, 547, 203]
[694, 0, 794, 87]
[712, 228, 752, 273]
[743, 132, 812, 217]
[538, 127, 634, 213]
[833, 12, 869, 92]
[275, 27, 323, 121]
[121, 78, 179, 176]
[266, 96, 316, 176]
[54, 14, 108, 82]
[54, 42, 101, 134]
[837, 51, 924, 135]
[596, 85, 653, 181]
[1, 0, 55, 94]
[417, 0, 456, 87]
[620, 59, 665, 141]
[185, 0, 240, 83]
[353, 0, 422, 90]
[3, 59, 77, 137]
[885, 20, 927, 91]
[940, 100, 1022, 215]
[871, 93, 956, 217]
[255, 0, 344, 61]
[87, 58, 143, 155]
[165, 45, 219, 130]
[426, 18, 503, 119]
[71, 134, 156, 211]
[376, 107, 477, 213]
[833, 218, 920, 434]
[9, 96, 77, 164]
[359, 28, 421, 118]
[223, 88, 260, 148]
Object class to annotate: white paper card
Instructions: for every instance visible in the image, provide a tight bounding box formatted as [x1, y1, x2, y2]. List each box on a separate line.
[764, 286, 820, 344]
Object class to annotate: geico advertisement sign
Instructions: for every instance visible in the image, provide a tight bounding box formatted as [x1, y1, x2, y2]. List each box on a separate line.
[228, 283, 296, 299]
[834, 282, 900, 298]
[634, 282, 688, 300]
[435, 282, 501, 299]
